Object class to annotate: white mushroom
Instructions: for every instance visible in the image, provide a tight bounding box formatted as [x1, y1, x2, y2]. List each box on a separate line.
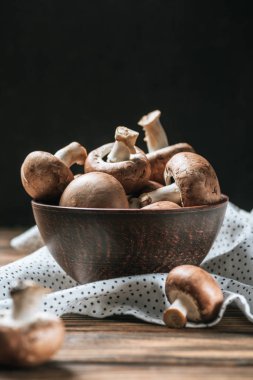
[163, 265, 224, 328]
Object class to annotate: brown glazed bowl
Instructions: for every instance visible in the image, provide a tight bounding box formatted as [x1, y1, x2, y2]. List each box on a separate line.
[32, 195, 228, 284]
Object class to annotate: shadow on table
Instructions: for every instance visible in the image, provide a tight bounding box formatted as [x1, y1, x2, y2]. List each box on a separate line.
[0, 363, 75, 379]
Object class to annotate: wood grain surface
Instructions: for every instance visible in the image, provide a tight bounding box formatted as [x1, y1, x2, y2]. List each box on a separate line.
[0, 228, 253, 379]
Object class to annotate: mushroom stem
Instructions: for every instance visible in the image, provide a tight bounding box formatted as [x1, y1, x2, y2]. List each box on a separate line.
[138, 110, 168, 152]
[11, 282, 47, 323]
[55, 141, 87, 167]
[163, 298, 188, 328]
[107, 141, 130, 163]
[139, 183, 181, 207]
[107, 127, 139, 163]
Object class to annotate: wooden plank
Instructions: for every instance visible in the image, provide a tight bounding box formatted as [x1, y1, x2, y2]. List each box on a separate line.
[0, 248, 26, 265]
[53, 330, 253, 366]
[62, 310, 253, 334]
[0, 228, 32, 265]
[0, 365, 253, 380]
[55, 312, 253, 367]
[0, 227, 25, 247]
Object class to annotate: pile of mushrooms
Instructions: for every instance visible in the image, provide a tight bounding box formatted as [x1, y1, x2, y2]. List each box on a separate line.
[16, 110, 225, 331]
[20, 109, 222, 211]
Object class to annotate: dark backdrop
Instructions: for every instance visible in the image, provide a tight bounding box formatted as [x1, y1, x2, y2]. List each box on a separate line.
[1, 0, 253, 226]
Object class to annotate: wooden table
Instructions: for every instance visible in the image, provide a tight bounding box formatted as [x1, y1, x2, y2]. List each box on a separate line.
[1, 228, 253, 379]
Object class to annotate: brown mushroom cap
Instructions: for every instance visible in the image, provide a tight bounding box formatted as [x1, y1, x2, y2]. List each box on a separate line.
[0, 319, 64, 367]
[142, 201, 181, 210]
[60, 172, 129, 209]
[165, 265, 223, 323]
[164, 152, 221, 207]
[85, 143, 151, 194]
[21, 151, 74, 202]
[147, 143, 194, 184]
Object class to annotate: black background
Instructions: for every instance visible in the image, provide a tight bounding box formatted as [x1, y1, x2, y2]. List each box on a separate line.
[1, 0, 253, 226]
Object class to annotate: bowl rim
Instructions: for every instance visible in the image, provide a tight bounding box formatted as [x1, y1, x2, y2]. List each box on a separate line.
[32, 194, 229, 215]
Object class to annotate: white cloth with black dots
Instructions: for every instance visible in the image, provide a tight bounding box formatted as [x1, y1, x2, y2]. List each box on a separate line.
[1, 202, 253, 327]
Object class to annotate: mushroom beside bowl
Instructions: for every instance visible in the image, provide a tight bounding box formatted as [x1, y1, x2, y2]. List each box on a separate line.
[32, 196, 228, 284]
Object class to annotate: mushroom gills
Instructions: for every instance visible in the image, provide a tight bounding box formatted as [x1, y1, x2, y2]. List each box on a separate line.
[85, 142, 151, 194]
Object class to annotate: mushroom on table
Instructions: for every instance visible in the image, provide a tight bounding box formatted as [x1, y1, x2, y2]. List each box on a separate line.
[0, 281, 64, 366]
[163, 265, 224, 328]
[139, 152, 221, 207]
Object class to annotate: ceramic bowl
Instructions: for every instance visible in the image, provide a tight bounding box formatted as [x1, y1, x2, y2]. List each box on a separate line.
[32, 195, 228, 284]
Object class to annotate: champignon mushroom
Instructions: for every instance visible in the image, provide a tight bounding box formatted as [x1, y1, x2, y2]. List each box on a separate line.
[163, 265, 224, 328]
[138, 110, 168, 152]
[147, 143, 195, 184]
[0, 281, 64, 366]
[21, 142, 87, 202]
[139, 152, 221, 207]
[85, 127, 151, 194]
[142, 201, 181, 210]
[60, 172, 129, 208]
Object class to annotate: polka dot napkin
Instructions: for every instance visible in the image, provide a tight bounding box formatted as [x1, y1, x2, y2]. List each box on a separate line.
[1, 202, 253, 327]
